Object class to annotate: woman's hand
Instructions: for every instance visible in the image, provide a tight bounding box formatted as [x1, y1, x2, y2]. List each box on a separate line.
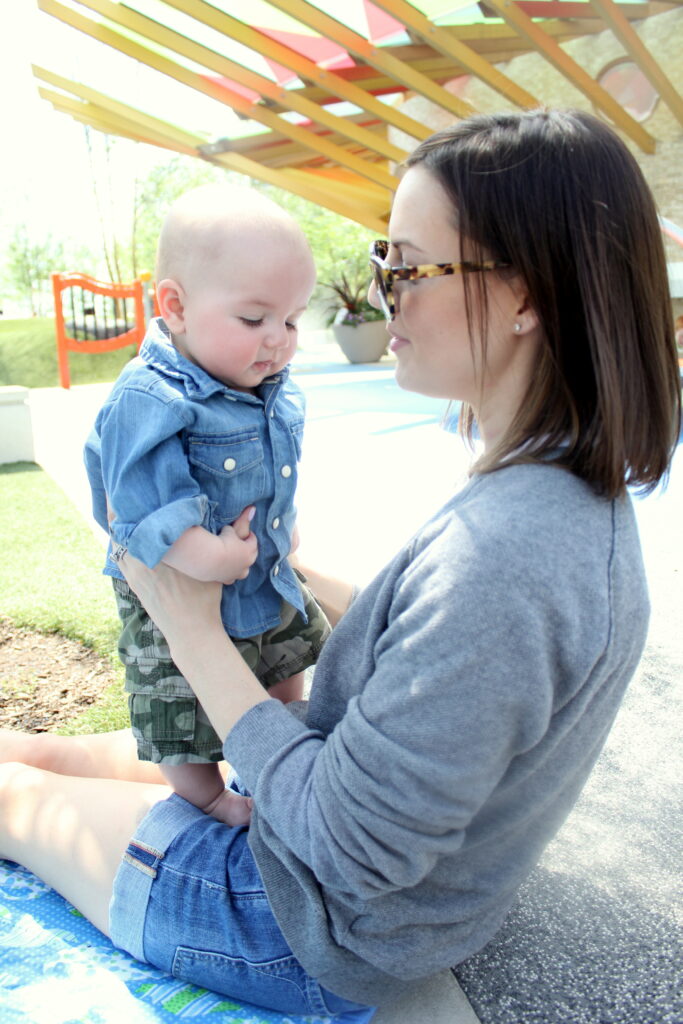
[113, 505, 271, 739]
[112, 506, 255, 652]
[118, 549, 224, 650]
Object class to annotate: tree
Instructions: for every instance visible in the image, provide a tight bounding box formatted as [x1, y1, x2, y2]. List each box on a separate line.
[6, 225, 65, 316]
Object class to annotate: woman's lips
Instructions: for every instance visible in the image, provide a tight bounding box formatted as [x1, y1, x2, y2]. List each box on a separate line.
[389, 335, 410, 353]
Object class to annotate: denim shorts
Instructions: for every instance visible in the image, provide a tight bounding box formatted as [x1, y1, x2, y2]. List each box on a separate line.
[109, 792, 375, 1021]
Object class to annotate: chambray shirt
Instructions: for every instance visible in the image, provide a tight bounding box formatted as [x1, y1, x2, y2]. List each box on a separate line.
[84, 318, 306, 639]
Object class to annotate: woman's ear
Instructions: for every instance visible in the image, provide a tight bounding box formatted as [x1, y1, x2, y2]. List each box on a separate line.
[156, 279, 186, 334]
[512, 292, 540, 338]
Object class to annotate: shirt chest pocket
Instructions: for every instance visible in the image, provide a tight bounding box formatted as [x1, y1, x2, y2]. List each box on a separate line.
[188, 431, 266, 525]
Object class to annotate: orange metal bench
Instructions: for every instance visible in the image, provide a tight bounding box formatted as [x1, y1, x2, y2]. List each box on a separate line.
[51, 272, 148, 389]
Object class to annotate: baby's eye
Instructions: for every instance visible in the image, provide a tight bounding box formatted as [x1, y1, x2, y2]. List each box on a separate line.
[285, 322, 298, 332]
[240, 317, 264, 327]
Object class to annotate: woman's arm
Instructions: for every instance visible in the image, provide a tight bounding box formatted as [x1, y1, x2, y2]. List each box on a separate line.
[117, 549, 270, 741]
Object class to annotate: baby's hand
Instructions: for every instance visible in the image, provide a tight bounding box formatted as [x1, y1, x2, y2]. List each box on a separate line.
[216, 507, 258, 584]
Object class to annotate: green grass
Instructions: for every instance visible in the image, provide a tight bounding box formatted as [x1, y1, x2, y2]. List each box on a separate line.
[0, 461, 127, 733]
[0, 318, 136, 389]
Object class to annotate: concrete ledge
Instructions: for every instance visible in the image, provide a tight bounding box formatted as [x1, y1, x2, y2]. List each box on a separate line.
[373, 970, 481, 1024]
[0, 386, 34, 464]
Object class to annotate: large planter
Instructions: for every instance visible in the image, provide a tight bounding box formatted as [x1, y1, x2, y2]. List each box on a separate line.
[332, 319, 388, 364]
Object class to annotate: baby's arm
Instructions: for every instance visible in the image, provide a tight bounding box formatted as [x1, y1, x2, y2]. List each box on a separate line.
[164, 508, 258, 585]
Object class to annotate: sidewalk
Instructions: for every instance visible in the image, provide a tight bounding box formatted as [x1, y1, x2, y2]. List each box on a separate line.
[20, 333, 683, 1023]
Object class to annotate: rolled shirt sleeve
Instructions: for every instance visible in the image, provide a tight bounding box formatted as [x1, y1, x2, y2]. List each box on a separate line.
[97, 386, 207, 566]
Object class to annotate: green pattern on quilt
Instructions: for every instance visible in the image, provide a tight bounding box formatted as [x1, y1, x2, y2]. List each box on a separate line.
[163, 985, 208, 1012]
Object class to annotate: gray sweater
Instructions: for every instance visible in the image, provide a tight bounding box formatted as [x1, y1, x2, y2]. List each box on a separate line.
[225, 463, 649, 1005]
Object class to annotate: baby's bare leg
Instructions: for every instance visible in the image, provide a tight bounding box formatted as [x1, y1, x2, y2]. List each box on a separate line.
[268, 671, 305, 704]
[0, 728, 166, 783]
[0, 760, 170, 936]
[161, 762, 252, 826]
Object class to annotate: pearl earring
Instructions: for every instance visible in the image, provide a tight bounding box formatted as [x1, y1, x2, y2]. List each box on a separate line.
[513, 322, 522, 333]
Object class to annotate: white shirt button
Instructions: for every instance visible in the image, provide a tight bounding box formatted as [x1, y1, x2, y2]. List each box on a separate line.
[273, 564, 280, 576]
[281, 465, 292, 478]
[223, 457, 237, 472]
[272, 517, 280, 530]
[270, 410, 275, 418]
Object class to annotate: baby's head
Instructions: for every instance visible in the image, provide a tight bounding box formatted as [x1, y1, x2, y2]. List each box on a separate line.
[156, 184, 316, 391]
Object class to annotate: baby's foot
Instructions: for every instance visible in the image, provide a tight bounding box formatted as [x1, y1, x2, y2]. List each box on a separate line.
[204, 789, 253, 827]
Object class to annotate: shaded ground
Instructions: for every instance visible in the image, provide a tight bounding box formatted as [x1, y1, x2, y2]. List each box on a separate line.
[0, 618, 118, 731]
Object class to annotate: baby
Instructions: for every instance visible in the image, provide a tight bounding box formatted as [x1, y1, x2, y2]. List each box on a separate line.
[84, 185, 329, 825]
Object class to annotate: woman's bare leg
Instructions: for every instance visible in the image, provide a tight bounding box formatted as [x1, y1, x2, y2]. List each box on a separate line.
[0, 760, 170, 936]
[0, 728, 166, 782]
[0, 729, 229, 784]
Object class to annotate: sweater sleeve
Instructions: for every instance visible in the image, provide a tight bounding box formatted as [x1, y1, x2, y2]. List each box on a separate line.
[225, 500, 608, 900]
[98, 387, 207, 566]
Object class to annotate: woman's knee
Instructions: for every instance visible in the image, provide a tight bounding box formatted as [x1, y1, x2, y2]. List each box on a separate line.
[0, 761, 47, 854]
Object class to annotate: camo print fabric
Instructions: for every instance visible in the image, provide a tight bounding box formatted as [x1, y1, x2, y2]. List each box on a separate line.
[112, 576, 330, 765]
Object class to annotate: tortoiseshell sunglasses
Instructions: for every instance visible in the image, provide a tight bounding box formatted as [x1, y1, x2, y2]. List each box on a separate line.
[369, 240, 510, 321]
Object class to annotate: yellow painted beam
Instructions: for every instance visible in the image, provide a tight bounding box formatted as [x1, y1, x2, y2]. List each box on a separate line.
[288, 171, 390, 225]
[33, 64, 204, 150]
[208, 151, 389, 232]
[162, 0, 431, 145]
[37, 0, 399, 190]
[37, 75, 389, 230]
[37, 86, 192, 152]
[482, 0, 656, 153]
[589, 0, 683, 126]
[371, 0, 539, 110]
[265, 0, 478, 120]
[66, 0, 398, 189]
[69, 0, 404, 164]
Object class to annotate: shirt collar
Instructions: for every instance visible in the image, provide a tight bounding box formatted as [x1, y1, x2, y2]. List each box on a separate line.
[140, 317, 289, 400]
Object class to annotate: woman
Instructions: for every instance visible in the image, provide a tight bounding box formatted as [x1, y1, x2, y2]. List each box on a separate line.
[1, 109, 680, 1018]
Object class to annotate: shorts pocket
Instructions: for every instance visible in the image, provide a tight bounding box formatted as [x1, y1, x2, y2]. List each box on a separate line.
[172, 946, 324, 1015]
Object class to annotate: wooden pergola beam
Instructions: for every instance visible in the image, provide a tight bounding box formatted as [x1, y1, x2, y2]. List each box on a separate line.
[71, 0, 406, 164]
[265, 0, 478, 120]
[482, 0, 657, 152]
[208, 151, 389, 232]
[37, 0, 399, 192]
[589, 0, 683, 126]
[38, 87, 185, 151]
[34, 64, 204, 152]
[35, 73, 389, 231]
[66, 0, 398, 189]
[371, 0, 540, 110]
[281, 20, 611, 105]
[162, 0, 431, 144]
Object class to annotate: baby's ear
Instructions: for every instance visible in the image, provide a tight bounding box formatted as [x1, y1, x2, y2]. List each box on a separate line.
[156, 279, 186, 333]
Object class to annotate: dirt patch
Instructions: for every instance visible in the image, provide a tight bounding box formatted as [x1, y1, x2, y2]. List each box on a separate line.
[0, 618, 119, 732]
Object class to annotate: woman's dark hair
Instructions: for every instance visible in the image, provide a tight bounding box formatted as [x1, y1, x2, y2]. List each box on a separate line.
[404, 108, 681, 497]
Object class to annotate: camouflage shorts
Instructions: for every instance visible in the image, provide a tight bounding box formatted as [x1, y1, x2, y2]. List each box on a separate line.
[112, 575, 330, 765]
